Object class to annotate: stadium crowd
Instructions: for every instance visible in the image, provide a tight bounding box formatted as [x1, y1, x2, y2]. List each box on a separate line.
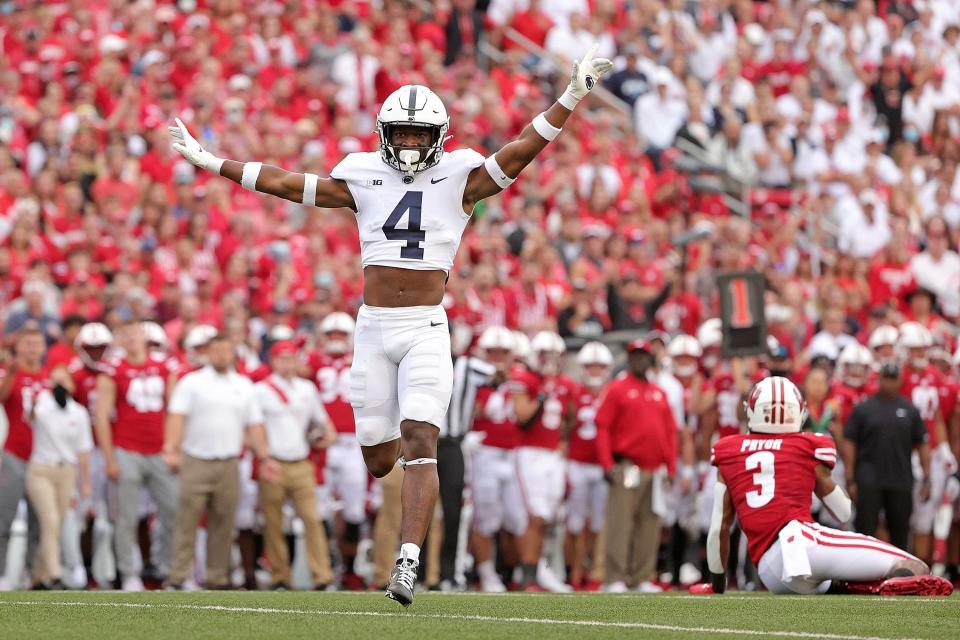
[2, 0, 960, 592]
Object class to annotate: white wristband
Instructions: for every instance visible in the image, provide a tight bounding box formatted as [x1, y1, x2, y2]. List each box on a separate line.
[240, 162, 262, 191]
[558, 89, 580, 111]
[484, 154, 515, 190]
[532, 113, 561, 142]
[302, 172, 318, 206]
[208, 156, 225, 174]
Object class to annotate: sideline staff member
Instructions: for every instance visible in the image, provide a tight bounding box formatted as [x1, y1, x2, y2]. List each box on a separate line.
[842, 362, 931, 551]
[163, 334, 278, 589]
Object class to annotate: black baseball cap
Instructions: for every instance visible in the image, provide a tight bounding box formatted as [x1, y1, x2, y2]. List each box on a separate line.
[879, 362, 901, 379]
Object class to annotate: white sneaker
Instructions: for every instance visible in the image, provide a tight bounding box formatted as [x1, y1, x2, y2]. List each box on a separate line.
[679, 562, 702, 585]
[636, 581, 664, 593]
[122, 576, 145, 592]
[603, 581, 628, 593]
[68, 565, 88, 589]
[0, 577, 12, 592]
[183, 578, 201, 592]
[479, 573, 506, 593]
[536, 560, 572, 593]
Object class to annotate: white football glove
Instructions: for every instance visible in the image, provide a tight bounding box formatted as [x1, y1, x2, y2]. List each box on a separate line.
[558, 43, 614, 110]
[168, 117, 224, 173]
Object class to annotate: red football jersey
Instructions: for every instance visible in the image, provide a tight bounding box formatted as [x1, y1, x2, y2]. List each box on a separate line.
[68, 357, 102, 415]
[712, 431, 837, 564]
[473, 383, 521, 450]
[939, 375, 958, 427]
[0, 367, 48, 460]
[307, 352, 354, 434]
[900, 366, 944, 446]
[567, 386, 603, 465]
[829, 380, 874, 427]
[101, 353, 179, 454]
[509, 370, 578, 451]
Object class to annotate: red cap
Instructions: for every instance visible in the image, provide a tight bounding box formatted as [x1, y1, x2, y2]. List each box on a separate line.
[269, 341, 299, 358]
[626, 338, 653, 354]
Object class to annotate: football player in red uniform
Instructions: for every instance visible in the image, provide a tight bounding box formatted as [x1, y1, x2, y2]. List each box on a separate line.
[563, 341, 613, 591]
[702, 376, 952, 596]
[306, 312, 368, 590]
[0, 327, 47, 589]
[868, 324, 899, 365]
[510, 330, 578, 592]
[94, 319, 180, 591]
[467, 326, 526, 593]
[830, 343, 875, 431]
[897, 323, 958, 563]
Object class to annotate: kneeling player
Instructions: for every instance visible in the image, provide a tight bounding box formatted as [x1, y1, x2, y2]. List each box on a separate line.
[703, 376, 952, 596]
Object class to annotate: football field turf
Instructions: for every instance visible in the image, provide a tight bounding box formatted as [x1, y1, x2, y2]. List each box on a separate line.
[1, 590, 958, 639]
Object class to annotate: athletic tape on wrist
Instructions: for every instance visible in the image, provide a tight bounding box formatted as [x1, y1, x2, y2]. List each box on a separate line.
[532, 112, 561, 142]
[484, 154, 515, 190]
[302, 172, 319, 206]
[209, 157, 225, 174]
[240, 162, 262, 191]
[402, 458, 437, 467]
[558, 90, 580, 111]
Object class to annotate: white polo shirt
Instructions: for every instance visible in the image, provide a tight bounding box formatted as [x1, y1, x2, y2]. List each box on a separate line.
[29, 390, 93, 466]
[169, 366, 263, 460]
[254, 374, 329, 462]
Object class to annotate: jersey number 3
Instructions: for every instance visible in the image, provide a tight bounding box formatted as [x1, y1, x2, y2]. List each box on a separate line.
[383, 191, 425, 259]
[745, 451, 775, 508]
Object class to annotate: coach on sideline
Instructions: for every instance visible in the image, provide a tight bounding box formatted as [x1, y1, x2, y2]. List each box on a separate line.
[163, 334, 278, 589]
[842, 362, 931, 551]
[595, 339, 678, 592]
[255, 341, 337, 590]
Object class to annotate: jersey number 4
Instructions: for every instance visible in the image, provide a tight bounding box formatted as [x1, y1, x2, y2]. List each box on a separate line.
[745, 451, 775, 508]
[383, 191, 425, 259]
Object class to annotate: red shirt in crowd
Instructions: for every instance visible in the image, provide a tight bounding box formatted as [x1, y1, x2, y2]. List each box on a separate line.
[0, 366, 48, 460]
[567, 385, 604, 466]
[712, 431, 837, 563]
[306, 352, 355, 434]
[594, 371, 678, 473]
[510, 369, 578, 451]
[868, 260, 915, 312]
[100, 353, 179, 454]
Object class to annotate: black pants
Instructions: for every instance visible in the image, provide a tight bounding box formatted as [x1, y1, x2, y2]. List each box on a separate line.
[436, 437, 466, 582]
[854, 485, 913, 551]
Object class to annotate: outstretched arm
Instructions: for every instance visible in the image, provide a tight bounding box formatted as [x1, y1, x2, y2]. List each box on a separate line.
[168, 118, 355, 210]
[463, 45, 612, 208]
[705, 475, 734, 593]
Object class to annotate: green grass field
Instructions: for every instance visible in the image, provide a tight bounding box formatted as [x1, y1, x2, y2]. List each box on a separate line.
[1, 590, 958, 639]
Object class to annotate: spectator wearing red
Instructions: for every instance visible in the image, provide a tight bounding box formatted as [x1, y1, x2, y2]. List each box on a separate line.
[595, 339, 678, 592]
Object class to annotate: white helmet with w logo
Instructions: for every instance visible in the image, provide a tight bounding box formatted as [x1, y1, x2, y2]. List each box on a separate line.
[744, 376, 807, 434]
[377, 84, 450, 179]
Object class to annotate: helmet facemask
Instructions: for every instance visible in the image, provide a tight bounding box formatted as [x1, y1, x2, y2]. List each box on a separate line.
[378, 121, 448, 180]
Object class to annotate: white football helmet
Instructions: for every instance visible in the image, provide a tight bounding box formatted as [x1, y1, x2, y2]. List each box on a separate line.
[577, 341, 613, 387]
[184, 324, 218, 366]
[868, 325, 899, 350]
[529, 330, 566, 375]
[668, 334, 702, 378]
[320, 312, 356, 355]
[142, 321, 168, 352]
[377, 84, 450, 179]
[75, 322, 113, 368]
[898, 321, 932, 369]
[478, 326, 515, 352]
[697, 319, 722, 350]
[745, 376, 807, 434]
[512, 331, 531, 364]
[837, 343, 873, 388]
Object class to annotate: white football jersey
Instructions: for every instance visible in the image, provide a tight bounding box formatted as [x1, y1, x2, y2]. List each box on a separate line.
[330, 148, 485, 273]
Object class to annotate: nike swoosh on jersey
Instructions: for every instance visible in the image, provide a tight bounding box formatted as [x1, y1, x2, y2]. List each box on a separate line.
[430, 176, 449, 184]
[430, 321, 444, 327]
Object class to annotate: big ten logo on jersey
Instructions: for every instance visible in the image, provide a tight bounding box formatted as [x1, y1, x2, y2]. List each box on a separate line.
[316, 366, 350, 404]
[576, 403, 597, 440]
[484, 388, 516, 423]
[911, 385, 939, 422]
[126, 373, 165, 412]
[365, 179, 383, 187]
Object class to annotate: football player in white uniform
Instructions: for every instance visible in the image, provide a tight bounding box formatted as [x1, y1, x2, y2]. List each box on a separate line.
[169, 48, 612, 606]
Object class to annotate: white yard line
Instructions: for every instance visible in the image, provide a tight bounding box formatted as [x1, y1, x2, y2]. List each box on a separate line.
[420, 591, 953, 604]
[0, 599, 930, 640]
